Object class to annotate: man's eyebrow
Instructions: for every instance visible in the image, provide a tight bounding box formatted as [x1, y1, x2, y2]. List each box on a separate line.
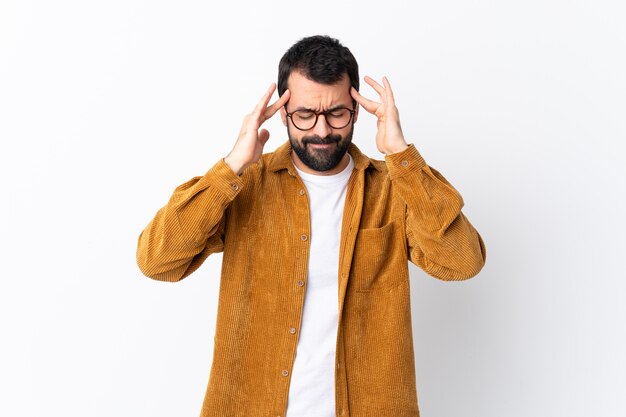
[293, 104, 351, 112]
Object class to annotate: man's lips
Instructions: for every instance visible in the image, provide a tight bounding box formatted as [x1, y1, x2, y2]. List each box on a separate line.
[307, 141, 337, 148]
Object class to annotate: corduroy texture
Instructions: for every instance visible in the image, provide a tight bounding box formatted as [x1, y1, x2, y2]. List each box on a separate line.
[136, 140, 487, 417]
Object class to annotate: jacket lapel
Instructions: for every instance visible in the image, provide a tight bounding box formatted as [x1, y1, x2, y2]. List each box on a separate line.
[337, 166, 365, 319]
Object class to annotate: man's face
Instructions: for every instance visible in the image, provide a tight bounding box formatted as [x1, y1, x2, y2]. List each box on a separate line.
[280, 71, 358, 174]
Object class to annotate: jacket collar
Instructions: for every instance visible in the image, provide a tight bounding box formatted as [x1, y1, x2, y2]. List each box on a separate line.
[267, 139, 381, 173]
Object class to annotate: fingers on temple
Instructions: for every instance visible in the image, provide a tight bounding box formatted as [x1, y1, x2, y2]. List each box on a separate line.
[265, 89, 290, 118]
[351, 87, 380, 113]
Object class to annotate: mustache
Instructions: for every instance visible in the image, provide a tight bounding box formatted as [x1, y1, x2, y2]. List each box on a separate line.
[302, 134, 342, 145]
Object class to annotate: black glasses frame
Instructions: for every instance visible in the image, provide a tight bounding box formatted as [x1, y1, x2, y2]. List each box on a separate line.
[284, 101, 357, 131]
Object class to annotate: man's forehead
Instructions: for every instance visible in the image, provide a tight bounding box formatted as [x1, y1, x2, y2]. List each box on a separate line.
[286, 72, 352, 107]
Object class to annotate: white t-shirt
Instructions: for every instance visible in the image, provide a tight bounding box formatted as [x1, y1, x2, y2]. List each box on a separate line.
[286, 153, 355, 417]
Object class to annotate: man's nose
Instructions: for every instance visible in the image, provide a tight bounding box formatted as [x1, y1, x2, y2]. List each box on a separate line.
[312, 114, 332, 137]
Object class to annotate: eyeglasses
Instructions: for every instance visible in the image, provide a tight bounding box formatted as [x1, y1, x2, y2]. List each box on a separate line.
[285, 104, 356, 131]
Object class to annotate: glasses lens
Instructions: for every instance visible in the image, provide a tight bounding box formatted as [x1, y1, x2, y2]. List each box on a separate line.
[292, 110, 317, 130]
[326, 108, 352, 129]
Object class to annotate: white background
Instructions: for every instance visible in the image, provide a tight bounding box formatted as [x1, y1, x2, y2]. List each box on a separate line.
[1, 1, 625, 416]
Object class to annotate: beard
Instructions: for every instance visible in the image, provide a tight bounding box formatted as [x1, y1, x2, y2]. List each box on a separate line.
[288, 124, 353, 172]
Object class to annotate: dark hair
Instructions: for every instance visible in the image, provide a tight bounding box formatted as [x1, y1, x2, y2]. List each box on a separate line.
[277, 35, 359, 96]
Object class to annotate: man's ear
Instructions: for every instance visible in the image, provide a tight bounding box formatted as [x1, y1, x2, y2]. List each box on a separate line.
[280, 106, 287, 126]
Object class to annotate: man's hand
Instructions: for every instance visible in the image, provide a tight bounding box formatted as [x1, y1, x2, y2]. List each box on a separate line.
[351, 76, 409, 155]
[224, 83, 291, 175]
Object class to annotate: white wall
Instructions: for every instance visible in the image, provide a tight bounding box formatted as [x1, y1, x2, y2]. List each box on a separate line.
[1, 1, 624, 416]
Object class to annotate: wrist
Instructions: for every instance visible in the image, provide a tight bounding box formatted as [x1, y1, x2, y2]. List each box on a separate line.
[384, 142, 409, 155]
[223, 154, 248, 176]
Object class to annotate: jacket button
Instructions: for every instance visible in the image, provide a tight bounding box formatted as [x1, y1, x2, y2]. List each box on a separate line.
[231, 183, 239, 191]
[296, 280, 304, 287]
[300, 234, 308, 241]
[299, 188, 305, 195]
[401, 160, 409, 167]
[282, 369, 289, 376]
[289, 327, 296, 334]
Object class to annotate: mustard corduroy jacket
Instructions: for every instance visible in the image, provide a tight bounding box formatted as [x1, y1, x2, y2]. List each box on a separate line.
[136, 140, 486, 417]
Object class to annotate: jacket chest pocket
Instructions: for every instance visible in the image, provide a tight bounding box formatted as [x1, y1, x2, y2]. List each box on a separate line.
[350, 221, 405, 292]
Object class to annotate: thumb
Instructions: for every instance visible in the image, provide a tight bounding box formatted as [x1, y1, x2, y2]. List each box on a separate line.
[258, 128, 270, 146]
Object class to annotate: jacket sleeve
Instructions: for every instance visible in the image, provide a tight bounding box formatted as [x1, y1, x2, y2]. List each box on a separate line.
[136, 158, 245, 282]
[385, 144, 487, 281]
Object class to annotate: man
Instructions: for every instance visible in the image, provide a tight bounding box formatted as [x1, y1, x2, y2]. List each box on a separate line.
[137, 35, 486, 417]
